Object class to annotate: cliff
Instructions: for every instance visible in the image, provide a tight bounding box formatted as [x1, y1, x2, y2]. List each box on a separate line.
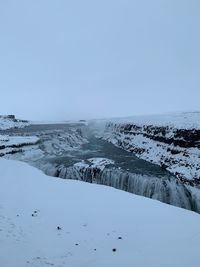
[100, 112, 200, 185]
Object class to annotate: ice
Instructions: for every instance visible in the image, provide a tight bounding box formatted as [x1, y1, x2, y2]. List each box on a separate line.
[51, 160, 200, 212]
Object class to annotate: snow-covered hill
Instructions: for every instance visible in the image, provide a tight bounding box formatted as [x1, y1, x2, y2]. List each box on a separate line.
[0, 158, 200, 267]
[0, 115, 29, 130]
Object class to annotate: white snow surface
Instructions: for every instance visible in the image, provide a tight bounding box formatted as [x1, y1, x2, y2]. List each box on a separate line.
[0, 117, 29, 130]
[89, 112, 200, 137]
[0, 158, 200, 267]
[108, 111, 200, 129]
[0, 135, 39, 146]
[0, 135, 40, 156]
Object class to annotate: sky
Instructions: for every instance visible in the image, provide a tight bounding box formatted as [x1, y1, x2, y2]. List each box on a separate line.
[0, 0, 199, 121]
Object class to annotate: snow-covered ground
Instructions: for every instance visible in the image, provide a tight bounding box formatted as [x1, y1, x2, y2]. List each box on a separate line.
[0, 115, 29, 130]
[89, 111, 200, 136]
[0, 158, 200, 267]
[0, 135, 40, 157]
[104, 111, 200, 130]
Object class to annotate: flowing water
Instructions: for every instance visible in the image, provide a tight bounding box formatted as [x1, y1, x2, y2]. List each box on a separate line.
[2, 123, 200, 213]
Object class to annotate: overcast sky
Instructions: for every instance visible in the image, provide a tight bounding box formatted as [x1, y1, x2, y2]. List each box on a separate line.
[0, 0, 199, 121]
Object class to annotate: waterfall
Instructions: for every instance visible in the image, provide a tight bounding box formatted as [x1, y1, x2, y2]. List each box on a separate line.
[43, 163, 200, 213]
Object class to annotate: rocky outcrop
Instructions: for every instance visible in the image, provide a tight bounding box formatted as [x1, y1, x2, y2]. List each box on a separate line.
[102, 122, 200, 185]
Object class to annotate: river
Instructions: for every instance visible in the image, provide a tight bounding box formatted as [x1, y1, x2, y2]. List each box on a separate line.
[2, 123, 199, 213]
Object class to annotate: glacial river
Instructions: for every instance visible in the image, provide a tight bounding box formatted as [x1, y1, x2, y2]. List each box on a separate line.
[2, 123, 199, 213]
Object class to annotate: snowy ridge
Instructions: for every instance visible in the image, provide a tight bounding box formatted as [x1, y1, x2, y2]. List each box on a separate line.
[0, 158, 200, 267]
[0, 135, 40, 157]
[0, 115, 29, 130]
[107, 111, 200, 130]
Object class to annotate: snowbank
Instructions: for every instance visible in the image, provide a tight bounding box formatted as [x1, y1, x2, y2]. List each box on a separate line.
[0, 158, 200, 267]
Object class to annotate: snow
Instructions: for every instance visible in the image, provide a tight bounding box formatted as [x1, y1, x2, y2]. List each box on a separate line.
[92, 112, 200, 182]
[105, 111, 200, 130]
[0, 116, 29, 130]
[0, 158, 200, 267]
[1, 128, 88, 162]
[0, 135, 39, 147]
[74, 158, 115, 171]
[0, 135, 40, 156]
[89, 111, 200, 140]
[103, 129, 200, 181]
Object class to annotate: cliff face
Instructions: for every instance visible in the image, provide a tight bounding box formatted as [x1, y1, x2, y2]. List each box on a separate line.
[102, 122, 200, 185]
[140, 125, 200, 148]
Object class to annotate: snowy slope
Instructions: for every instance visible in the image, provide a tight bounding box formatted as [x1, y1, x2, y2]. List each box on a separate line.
[0, 158, 200, 267]
[0, 116, 29, 130]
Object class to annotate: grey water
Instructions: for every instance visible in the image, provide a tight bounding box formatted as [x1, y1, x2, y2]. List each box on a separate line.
[2, 124, 171, 176]
[2, 123, 200, 213]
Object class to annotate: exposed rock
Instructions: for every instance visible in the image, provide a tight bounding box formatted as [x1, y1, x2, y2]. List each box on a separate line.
[102, 122, 200, 185]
